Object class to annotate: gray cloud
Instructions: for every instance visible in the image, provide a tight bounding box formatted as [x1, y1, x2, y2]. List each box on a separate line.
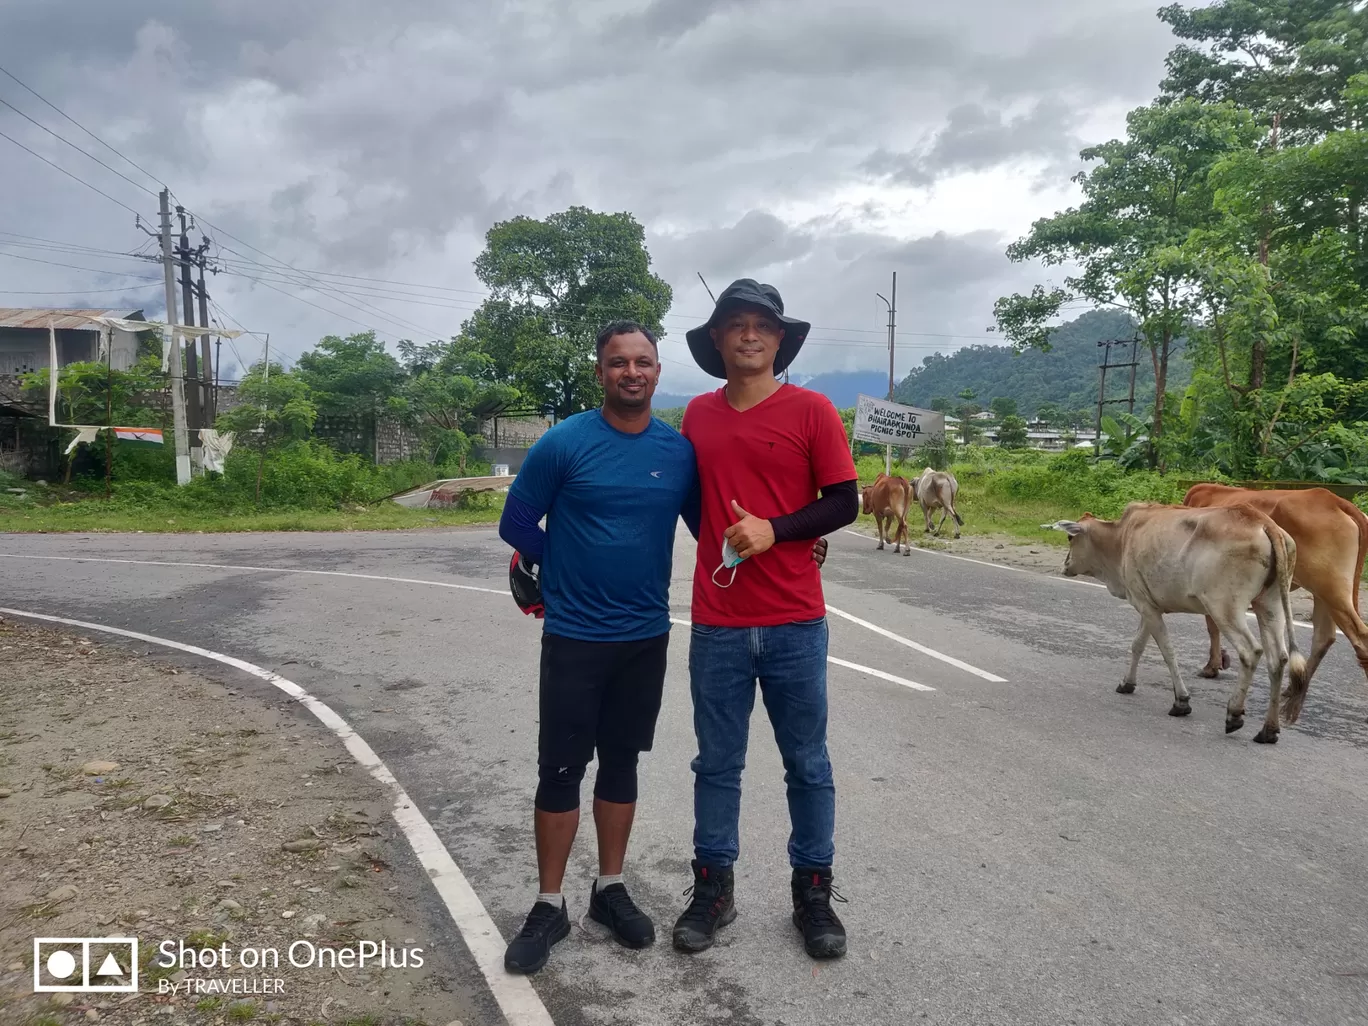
[0, 0, 1177, 374]
[863, 98, 1084, 186]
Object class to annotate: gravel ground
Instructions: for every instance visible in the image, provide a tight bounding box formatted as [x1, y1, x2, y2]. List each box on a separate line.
[0, 616, 473, 1026]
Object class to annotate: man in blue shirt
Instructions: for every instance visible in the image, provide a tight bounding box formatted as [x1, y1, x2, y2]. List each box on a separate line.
[497, 319, 827, 973]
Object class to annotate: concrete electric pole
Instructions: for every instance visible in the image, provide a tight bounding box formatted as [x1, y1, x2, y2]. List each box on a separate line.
[877, 271, 897, 476]
[158, 188, 192, 485]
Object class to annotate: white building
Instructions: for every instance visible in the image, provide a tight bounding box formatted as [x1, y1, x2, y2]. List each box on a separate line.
[0, 308, 148, 375]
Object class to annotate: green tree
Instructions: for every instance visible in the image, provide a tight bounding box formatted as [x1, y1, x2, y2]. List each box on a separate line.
[397, 337, 519, 472]
[1035, 401, 1061, 426]
[1159, 0, 1368, 142]
[22, 356, 166, 485]
[956, 388, 982, 444]
[215, 363, 317, 501]
[1180, 74, 1368, 476]
[929, 395, 954, 413]
[997, 414, 1030, 449]
[989, 396, 1018, 419]
[295, 331, 407, 420]
[995, 99, 1263, 467]
[465, 206, 673, 419]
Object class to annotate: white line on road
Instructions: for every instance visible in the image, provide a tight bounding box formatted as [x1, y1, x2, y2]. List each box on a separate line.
[840, 529, 1107, 588]
[823, 605, 1008, 683]
[0, 553, 507, 596]
[0, 606, 553, 1026]
[668, 617, 934, 692]
[827, 656, 934, 692]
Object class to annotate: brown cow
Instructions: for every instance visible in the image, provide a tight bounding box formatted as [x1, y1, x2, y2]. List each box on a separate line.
[861, 473, 912, 555]
[1050, 502, 1306, 743]
[1183, 483, 1368, 723]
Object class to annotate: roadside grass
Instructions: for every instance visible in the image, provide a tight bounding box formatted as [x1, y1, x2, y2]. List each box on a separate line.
[0, 497, 503, 534]
[854, 448, 1189, 546]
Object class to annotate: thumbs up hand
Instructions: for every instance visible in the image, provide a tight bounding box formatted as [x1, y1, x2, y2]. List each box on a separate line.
[724, 500, 776, 560]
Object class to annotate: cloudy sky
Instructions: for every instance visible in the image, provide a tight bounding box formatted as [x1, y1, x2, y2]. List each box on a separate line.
[0, 0, 1189, 394]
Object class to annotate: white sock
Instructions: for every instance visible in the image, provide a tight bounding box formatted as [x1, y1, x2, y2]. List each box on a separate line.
[536, 892, 562, 907]
[596, 874, 624, 890]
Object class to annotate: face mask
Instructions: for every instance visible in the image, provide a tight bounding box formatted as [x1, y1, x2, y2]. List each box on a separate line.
[711, 537, 746, 588]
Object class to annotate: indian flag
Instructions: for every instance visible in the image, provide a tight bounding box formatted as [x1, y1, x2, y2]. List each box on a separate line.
[112, 427, 164, 445]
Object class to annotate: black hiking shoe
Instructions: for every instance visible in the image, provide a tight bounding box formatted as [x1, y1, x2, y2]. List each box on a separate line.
[504, 899, 570, 974]
[792, 866, 848, 959]
[588, 881, 656, 949]
[672, 860, 736, 953]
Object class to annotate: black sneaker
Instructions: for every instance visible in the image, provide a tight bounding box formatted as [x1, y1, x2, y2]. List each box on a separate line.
[671, 860, 736, 953]
[791, 866, 848, 959]
[504, 899, 570, 974]
[588, 881, 656, 949]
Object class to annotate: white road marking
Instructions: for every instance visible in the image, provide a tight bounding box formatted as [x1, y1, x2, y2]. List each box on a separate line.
[668, 617, 934, 692]
[0, 606, 553, 1026]
[0, 553, 507, 596]
[840, 529, 1106, 588]
[827, 656, 934, 692]
[823, 605, 1008, 682]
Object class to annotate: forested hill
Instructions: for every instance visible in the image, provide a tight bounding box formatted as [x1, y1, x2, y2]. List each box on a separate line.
[892, 310, 1190, 419]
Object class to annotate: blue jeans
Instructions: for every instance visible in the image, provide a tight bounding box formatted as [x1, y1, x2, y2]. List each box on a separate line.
[688, 618, 835, 869]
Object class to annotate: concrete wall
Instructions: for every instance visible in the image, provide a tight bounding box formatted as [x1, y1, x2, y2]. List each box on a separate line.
[481, 414, 551, 448]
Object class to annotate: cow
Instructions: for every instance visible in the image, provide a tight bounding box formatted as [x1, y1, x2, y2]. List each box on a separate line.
[911, 467, 964, 539]
[861, 473, 912, 555]
[1182, 483, 1368, 724]
[1047, 502, 1307, 744]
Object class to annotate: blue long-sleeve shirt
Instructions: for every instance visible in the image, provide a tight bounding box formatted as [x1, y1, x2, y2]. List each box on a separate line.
[497, 411, 698, 642]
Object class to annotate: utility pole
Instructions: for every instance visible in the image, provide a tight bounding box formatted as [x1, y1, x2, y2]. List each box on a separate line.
[876, 271, 897, 476]
[176, 206, 203, 473]
[158, 189, 191, 485]
[1095, 337, 1141, 459]
[194, 237, 215, 423]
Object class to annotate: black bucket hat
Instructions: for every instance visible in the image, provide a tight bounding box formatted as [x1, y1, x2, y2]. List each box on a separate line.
[685, 278, 810, 379]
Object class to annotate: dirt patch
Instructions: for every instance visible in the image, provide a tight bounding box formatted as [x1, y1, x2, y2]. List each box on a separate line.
[0, 616, 474, 1026]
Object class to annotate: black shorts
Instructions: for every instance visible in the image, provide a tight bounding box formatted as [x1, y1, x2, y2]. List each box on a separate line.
[538, 631, 669, 768]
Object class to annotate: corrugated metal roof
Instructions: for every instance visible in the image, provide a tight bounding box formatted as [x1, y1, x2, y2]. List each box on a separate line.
[0, 308, 145, 331]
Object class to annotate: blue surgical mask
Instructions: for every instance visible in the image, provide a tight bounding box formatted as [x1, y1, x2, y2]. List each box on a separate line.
[711, 537, 745, 588]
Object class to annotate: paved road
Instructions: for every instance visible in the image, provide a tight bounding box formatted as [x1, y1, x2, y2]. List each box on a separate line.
[3, 527, 1367, 1026]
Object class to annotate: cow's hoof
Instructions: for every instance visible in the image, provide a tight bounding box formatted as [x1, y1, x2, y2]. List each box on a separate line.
[1169, 700, 1192, 718]
[902, 549, 911, 557]
[1116, 682, 1136, 695]
[953, 533, 961, 539]
[1225, 714, 1244, 734]
[1252, 727, 1280, 745]
[1198, 665, 1220, 679]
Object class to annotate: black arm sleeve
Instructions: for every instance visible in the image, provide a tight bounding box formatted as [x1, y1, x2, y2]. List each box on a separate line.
[770, 478, 860, 543]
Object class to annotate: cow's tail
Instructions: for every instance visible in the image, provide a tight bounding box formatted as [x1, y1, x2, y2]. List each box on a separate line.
[1271, 525, 1310, 723]
[1350, 498, 1368, 617]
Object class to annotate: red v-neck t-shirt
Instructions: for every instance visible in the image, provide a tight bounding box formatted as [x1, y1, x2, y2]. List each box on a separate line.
[681, 384, 857, 627]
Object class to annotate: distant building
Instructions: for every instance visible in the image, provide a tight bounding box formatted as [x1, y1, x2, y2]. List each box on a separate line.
[0, 308, 148, 376]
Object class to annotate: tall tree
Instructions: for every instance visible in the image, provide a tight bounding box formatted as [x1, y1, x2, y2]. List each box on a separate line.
[1158, 0, 1368, 142]
[465, 206, 672, 418]
[994, 99, 1262, 467]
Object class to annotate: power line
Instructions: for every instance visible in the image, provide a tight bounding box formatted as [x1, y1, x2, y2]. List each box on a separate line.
[0, 94, 159, 198]
[0, 127, 150, 218]
[0, 283, 160, 295]
[0, 61, 164, 191]
[0, 248, 162, 279]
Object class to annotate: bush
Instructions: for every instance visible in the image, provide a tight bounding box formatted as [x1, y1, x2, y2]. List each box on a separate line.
[972, 448, 1189, 518]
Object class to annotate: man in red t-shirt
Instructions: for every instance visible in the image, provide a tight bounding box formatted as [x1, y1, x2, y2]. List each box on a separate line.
[672, 279, 859, 960]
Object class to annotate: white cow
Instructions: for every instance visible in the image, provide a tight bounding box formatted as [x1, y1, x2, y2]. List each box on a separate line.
[1049, 502, 1307, 743]
[911, 467, 964, 538]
